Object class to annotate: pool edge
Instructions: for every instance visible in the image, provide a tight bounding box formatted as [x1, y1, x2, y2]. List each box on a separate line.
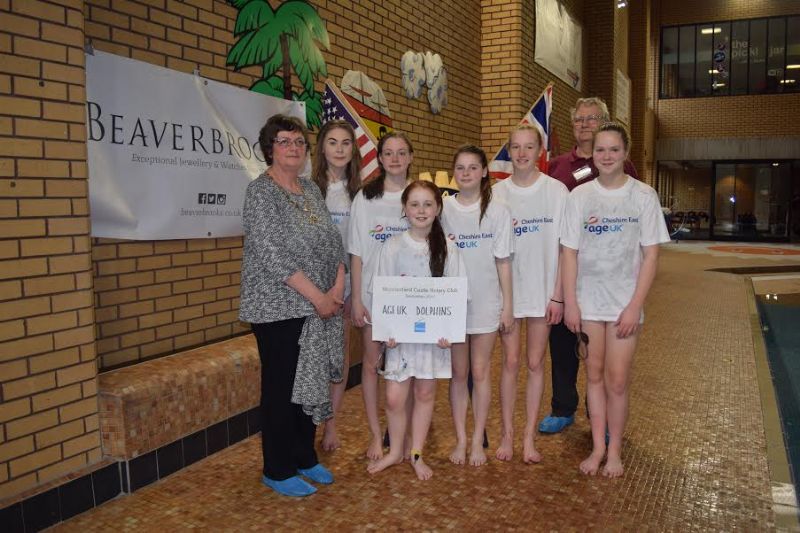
[746, 277, 800, 530]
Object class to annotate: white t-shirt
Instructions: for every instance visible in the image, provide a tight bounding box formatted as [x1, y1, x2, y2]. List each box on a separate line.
[442, 196, 513, 333]
[373, 232, 466, 382]
[492, 174, 568, 318]
[560, 177, 671, 322]
[347, 188, 408, 310]
[325, 180, 352, 298]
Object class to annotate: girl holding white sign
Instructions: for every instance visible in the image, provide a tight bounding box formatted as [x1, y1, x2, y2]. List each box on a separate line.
[367, 180, 466, 480]
[561, 123, 669, 477]
[492, 124, 569, 464]
[441, 145, 514, 467]
[312, 120, 362, 452]
[348, 132, 413, 460]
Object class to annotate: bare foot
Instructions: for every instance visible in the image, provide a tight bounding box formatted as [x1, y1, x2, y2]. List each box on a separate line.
[367, 451, 403, 474]
[522, 435, 542, 464]
[579, 450, 605, 476]
[495, 433, 513, 461]
[366, 434, 384, 460]
[469, 440, 487, 467]
[411, 456, 433, 480]
[321, 422, 341, 452]
[602, 454, 624, 478]
[403, 435, 413, 462]
[449, 440, 467, 465]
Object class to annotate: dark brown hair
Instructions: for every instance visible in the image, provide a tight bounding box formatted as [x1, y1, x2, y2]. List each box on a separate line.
[401, 181, 447, 277]
[593, 121, 631, 152]
[452, 144, 492, 224]
[258, 114, 309, 166]
[312, 120, 361, 200]
[362, 131, 414, 200]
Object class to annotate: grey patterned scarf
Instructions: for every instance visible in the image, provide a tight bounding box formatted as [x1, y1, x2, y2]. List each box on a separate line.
[291, 313, 344, 425]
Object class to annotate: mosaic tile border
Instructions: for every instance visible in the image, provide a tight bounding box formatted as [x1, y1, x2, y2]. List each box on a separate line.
[0, 367, 363, 532]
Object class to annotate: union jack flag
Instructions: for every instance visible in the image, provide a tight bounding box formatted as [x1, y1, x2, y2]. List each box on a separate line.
[489, 83, 553, 180]
[322, 80, 380, 181]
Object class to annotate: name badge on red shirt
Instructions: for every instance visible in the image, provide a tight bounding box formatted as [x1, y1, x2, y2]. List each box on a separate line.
[573, 165, 593, 182]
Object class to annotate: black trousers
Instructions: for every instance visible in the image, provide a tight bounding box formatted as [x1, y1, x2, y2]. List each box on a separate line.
[252, 318, 318, 481]
[548, 321, 580, 417]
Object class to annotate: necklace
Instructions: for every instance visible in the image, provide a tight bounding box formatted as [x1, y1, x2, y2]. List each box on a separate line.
[269, 174, 320, 224]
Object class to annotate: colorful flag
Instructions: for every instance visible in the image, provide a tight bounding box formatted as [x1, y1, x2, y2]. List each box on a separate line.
[488, 83, 553, 180]
[322, 80, 380, 181]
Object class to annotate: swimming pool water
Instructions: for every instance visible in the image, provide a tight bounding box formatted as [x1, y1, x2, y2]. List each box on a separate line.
[756, 292, 800, 495]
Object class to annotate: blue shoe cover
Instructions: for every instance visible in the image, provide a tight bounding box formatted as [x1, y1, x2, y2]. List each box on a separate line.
[298, 463, 334, 485]
[262, 475, 317, 497]
[538, 415, 575, 434]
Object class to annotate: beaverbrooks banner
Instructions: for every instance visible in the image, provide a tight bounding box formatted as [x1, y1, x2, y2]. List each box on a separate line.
[85, 50, 305, 239]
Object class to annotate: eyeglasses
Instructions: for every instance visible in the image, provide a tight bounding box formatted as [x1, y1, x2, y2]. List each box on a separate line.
[273, 137, 307, 148]
[380, 150, 410, 158]
[573, 115, 602, 125]
[575, 330, 589, 360]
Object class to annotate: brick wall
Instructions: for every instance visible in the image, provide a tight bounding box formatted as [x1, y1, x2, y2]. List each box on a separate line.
[87, 0, 484, 371]
[481, 0, 586, 161]
[1, 0, 485, 503]
[84, 0, 253, 370]
[658, 0, 799, 26]
[649, 0, 800, 141]
[0, 0, 102, 502]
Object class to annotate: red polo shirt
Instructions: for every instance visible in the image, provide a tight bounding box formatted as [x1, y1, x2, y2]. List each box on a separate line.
[548, 147, 640, 192]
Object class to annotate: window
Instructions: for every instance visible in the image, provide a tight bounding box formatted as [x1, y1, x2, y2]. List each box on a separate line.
[749, 19, 767, 93]
[661, 27, 678, 97]
[787, 17, 800, 91]
[660, 16, 798, 98]
[730, 21, 749, 95]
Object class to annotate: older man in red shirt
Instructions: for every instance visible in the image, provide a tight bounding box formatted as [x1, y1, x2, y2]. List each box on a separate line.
[539, 97, 640, 434]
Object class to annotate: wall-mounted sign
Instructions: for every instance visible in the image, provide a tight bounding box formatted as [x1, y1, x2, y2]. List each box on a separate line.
[614, 69, 631, 126]
[86, 51, 305, 240]
[534, 0, 583, 90]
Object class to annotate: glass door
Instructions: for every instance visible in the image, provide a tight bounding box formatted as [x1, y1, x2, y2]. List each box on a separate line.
[712, 162, 792, 240]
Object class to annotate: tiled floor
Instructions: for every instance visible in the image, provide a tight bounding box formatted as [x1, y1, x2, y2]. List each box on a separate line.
[56, 242, 800, 531]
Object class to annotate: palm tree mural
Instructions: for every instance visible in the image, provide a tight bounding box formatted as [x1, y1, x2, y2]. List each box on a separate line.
[226, 0, 330, 128]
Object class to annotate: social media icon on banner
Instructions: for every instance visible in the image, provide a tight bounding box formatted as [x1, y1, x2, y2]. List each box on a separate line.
[414, 321, 426, 333]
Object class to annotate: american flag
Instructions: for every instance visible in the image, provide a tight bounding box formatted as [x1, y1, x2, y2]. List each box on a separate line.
[322, 80, 380, 181]
[489, 83, 553, 180]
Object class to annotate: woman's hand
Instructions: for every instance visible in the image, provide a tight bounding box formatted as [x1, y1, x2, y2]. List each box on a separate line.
[614, 305, 640, 338]
[312, 292, 342, 319]
[498, 306, 515, 335]
[351, 298, 371, 327]
[385, 337, 397, 349]
[563, 302, 581, 334]
[545, 299, 563, 325]
[436, 338, 451, 349]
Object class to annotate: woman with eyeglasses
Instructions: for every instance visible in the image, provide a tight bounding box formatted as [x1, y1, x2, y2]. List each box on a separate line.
[561, 123, 670, 478]
[311, 119, 362, 452]
[239, 114, 346, 497]
[348, 131, 413, 461]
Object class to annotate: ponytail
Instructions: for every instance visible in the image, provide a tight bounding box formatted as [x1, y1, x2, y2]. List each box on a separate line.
[479, 175, 492, 225]
[428, 216, 447, 277]
[361, 174, 385, 200]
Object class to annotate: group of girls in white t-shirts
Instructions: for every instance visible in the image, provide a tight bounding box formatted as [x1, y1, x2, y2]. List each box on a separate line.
[312, 121, 669, 482]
